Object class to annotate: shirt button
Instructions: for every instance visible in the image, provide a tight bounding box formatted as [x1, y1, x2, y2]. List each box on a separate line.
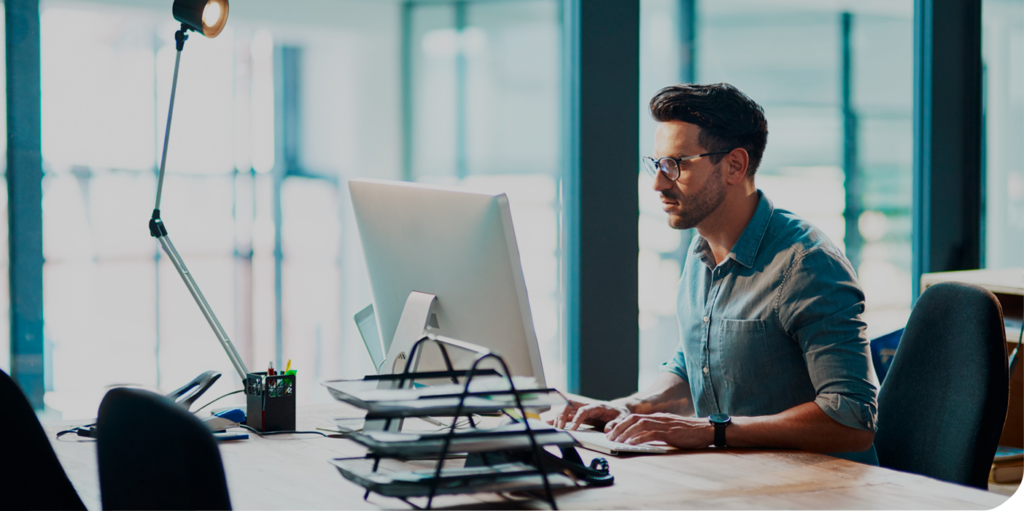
[703, 316, 709, 323]
[703, 366, 709, 374]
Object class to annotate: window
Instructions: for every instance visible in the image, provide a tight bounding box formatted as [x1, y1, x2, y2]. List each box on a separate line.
[638, 0, 915, 387]
[405, 0, 564, 388]
[982, 0, 1024, 269]
[39, 0, 402, 418]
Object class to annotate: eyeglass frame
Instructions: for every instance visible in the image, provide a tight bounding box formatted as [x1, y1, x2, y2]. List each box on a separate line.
[641, 150, 733, 181]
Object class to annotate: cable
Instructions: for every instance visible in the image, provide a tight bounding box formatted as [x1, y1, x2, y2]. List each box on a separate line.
[192, 389, 244, 414]
[239, 424, 327, 437]
[56, 423, 96, 439]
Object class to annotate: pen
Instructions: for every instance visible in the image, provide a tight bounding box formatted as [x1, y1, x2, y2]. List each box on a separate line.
[213, 432, 249, 442]
[268, 361, 275, 376]
[285, 359, 292, 372]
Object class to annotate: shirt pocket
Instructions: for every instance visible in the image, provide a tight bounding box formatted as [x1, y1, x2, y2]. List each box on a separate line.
[717, 318, 773, 385]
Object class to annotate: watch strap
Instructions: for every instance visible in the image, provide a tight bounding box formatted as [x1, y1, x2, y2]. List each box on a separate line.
[713, 422, 727, 448]
[709, 413, 730, 448]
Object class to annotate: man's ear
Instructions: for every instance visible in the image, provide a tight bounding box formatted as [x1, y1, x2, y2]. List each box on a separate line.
[724, 148, 749, 185]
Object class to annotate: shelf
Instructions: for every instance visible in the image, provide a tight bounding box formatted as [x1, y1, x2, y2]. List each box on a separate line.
[321, 377, 566, 418]
[348, 421, 579, 457]
[321, 335, 604, 509]
[330, 458, 577, 498]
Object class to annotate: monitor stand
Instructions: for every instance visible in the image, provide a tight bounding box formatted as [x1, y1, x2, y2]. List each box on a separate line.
[364, 291, 438, 433]
[385, 291, 439, 375]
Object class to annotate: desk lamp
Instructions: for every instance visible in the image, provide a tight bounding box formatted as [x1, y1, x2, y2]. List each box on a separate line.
[148, 0, 250, 403]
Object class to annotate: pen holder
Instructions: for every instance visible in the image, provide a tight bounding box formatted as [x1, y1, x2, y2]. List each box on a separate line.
[244, 372, 296, 432]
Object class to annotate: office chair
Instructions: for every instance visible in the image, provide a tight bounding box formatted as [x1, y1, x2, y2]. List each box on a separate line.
[97, 388, 232, 510]
[875, 282, 1008, 489]
[1, 368, 87, 510]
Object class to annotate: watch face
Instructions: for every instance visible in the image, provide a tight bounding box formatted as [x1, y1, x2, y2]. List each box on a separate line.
[709, 413, 731, 425]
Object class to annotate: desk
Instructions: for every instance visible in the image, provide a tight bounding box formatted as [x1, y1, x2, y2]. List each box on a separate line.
[46, 403, 1009, 509]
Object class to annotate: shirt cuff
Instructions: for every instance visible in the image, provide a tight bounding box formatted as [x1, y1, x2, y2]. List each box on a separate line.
[815, 393, 877, 432]
[660, 359, 688, 383]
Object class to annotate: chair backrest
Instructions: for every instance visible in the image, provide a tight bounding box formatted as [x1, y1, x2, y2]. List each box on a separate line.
[1, 368, 86, 510]
[97, 388, 232, 510]
[875, 282, 1008, 489]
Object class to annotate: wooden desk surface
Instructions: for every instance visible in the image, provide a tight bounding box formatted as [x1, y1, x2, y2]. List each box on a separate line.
[47, 403, 1011, 510]
[920, 268, 1024, 297]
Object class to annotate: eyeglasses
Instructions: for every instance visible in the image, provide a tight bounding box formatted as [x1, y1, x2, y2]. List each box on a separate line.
[641, 151, 732, 181]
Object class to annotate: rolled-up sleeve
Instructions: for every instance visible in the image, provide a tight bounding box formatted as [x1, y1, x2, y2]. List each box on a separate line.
[776, 246, 878, 432]
[661, 346, 689, 383]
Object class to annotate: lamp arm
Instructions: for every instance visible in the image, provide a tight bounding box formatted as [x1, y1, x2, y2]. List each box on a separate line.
[154, 228, 250, 381]
[148, 24, 250, 382]
[154, 25, 189, 213]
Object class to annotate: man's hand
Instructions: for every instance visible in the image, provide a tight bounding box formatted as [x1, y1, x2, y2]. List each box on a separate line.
[605, 412, 714, 449]
[546, 399, 629, 430]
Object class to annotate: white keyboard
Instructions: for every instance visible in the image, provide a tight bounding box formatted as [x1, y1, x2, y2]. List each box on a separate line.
[570, 430, 672, 455]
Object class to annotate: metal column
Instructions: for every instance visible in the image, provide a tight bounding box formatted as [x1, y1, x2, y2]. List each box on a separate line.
[841, 12, 862, 272]
[6, 0, 44, 408]
[912, 0, 983, 299]
[400, 1, 415, 182]
[563, 0, 640, 399]
[679, 0, 695, 84]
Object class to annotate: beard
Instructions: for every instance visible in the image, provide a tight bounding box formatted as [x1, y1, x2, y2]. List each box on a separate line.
[664, 164, 726, 230]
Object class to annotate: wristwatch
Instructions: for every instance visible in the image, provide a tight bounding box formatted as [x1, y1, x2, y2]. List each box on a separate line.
[709, 413, 731, 448]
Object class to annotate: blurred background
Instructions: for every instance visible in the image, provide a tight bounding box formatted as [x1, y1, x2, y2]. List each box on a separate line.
[0, 0, 1018, 417]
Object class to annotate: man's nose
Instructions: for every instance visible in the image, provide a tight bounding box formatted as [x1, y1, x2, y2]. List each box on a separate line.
[652, 169, 671, 191]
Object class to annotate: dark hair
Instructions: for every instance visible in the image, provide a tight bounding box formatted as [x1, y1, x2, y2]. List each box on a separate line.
[649, 83, 768, 177]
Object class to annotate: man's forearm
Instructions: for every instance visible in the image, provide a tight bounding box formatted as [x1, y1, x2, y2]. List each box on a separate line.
[728, 401, 874, 453]
[612, 372, 694, 416]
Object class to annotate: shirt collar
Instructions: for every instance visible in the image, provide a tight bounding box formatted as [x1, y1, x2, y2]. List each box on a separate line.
[691, 190, 773, 270]
[729, 190, 773, 268]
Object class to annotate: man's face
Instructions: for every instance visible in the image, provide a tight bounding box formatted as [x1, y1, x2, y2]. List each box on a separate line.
[652, 121, 727, 230]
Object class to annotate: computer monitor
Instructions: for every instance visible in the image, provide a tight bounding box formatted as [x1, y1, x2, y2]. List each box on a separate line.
[348, 179, 546, 386]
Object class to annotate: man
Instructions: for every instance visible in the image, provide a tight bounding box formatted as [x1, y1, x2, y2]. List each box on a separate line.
[552, 83, 877, 462]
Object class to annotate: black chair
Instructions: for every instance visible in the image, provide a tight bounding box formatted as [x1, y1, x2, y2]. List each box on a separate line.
[875, 282, 1009, 489]
[1, 368, 86, 510]
[97, 388, 232, 510]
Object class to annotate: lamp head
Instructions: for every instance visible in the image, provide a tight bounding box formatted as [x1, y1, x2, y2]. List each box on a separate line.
[173, 0, 229, 38]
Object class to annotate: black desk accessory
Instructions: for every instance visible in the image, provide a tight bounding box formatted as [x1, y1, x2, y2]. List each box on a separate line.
[167, 370, 222, 408]
[244, 372, 296, 432]
[72, 371, 223, 438]
[324, 335, 612, 510]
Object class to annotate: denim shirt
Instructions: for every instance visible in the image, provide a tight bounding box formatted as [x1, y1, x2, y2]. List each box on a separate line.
[662, 191, 878, 462]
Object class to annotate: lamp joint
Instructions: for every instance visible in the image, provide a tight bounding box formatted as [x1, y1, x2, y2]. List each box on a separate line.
[175, 24, 189, 51]
[150, 209, 168, 238]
